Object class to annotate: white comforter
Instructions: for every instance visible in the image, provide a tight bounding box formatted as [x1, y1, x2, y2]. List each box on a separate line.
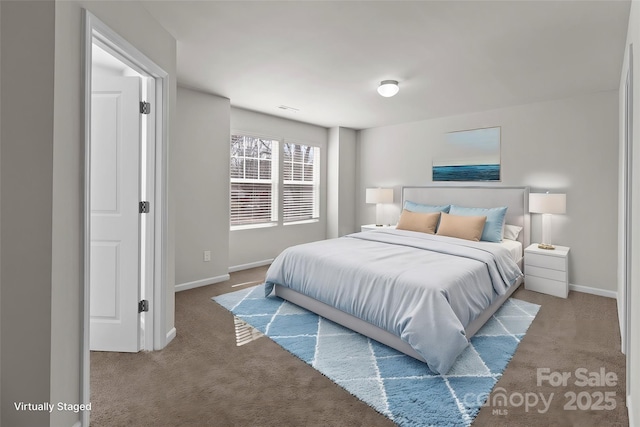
[264, 229, 522, 374]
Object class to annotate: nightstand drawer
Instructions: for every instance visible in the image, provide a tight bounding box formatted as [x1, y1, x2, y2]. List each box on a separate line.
[525, 275, 568, 298]
[525, 265, 567, 282]
[525, 252, 567, 271]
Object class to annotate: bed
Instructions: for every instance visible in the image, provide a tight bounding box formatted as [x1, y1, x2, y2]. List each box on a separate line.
[264, 186, 530, 374]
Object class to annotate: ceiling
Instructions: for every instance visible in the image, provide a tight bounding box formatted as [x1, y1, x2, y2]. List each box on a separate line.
[143, 1, 631, 130]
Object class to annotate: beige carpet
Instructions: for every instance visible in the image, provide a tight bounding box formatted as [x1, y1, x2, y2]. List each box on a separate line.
[91, 267, 628, 426]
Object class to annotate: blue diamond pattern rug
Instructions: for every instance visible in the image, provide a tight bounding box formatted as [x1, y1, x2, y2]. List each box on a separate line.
[213, 285, 540, 427]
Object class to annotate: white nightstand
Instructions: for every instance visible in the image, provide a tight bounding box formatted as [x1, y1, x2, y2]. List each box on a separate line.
[524, 244, 570, 298]
[361, 224, 396, 232]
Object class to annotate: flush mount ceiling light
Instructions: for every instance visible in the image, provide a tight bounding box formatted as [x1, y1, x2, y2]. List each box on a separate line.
[377, 80, 399, 97]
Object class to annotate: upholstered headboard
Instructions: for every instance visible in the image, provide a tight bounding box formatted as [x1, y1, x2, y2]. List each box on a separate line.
[401, 186, 530, 248]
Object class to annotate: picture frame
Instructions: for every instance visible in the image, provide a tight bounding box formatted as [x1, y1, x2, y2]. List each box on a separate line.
[432, 126, 501, 182]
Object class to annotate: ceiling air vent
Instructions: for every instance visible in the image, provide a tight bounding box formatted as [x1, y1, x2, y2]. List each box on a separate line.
[277, 105, 300, 113]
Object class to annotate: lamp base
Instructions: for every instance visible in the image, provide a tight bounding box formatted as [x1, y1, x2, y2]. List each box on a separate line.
[538, 243, 555, 250]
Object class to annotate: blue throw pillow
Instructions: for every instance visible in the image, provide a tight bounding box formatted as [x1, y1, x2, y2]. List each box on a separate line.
[404, 200, 451, 214]
[448, 205, 508, 242]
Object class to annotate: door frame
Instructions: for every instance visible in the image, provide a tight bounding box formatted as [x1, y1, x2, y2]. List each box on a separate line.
[623, 43, 633, 399]
[82, 10, 169, 426]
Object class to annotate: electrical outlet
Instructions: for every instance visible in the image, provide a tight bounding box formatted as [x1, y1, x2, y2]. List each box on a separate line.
[203, 251, 211, 262]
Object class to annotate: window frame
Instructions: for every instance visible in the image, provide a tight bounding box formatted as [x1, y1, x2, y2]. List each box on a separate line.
[282, 141, 320, 225]
[229, 133, 280, 230]
[229, 132, 321, 230]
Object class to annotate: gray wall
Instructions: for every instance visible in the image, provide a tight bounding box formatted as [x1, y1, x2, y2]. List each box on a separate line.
[0, 1, 176, 426]
[327, 127, 357, 238]
[357, 90, 618, 293]
[620, 0, 639, 423]
[1, 2, 55, 426]
[175, 87, 230, 287]
[0, 0, 3, 410]
[229, 108, 328, 269]
[174, 103, 356, 282]
[51, 3, 177, 425]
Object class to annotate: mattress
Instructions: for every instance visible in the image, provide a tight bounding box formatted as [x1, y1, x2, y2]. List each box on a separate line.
[264, 229, 523, 374]
[365, 229, 523, 263]
[499, 239, 523, 263]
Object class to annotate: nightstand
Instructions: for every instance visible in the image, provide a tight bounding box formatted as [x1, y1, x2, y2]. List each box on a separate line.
[524, 244, 570, 298]
[361, 224, 396, 232]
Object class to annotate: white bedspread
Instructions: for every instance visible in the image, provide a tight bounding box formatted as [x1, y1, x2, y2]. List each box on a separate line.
[264, 229, 523, 374]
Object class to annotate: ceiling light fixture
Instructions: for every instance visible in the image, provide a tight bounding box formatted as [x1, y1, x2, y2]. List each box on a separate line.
[377, 80, 399, 97]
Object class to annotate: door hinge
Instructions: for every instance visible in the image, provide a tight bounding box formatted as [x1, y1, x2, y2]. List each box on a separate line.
[140, 101, 151, 115]
[139, 201, 150, 213]
[138, 300, 149, 313]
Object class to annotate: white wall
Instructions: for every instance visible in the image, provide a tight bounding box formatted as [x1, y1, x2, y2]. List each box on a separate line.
[175, 87, 231, 288]
[2, 2, 176, 426]
[619, 0, 640, 424]
[229, 108, 328, 269]
[327, 127, 357, 238]
[1, 2, 55, 426]
[358, 91, 618, 293]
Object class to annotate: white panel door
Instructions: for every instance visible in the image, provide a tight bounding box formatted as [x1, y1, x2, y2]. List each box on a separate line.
[90, 75, 141, 352]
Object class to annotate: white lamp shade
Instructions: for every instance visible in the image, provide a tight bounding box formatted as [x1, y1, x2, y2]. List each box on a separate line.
[377, 80, 399, 97]
[529, 193, 566, 214]
[366, 188, 394, 204]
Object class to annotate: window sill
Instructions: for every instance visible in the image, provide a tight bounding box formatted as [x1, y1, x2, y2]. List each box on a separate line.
[230, 219, 320, 231]
[283, 219, 319, 226]
[230, 222, 278, 232]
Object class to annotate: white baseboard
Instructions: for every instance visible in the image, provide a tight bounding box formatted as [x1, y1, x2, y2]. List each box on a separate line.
[71, 421, 82, 427]
[228, 259, 273, 273]
[166, 327, 176, 345]
[628, 394, 634, 427]
[175, 274, 230, 292]
[569, 283, 617, 299]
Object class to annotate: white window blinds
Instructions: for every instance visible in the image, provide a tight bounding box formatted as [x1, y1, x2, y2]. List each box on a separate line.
[230, 135, 278, 227]
[283, 143, 319, 223]
[230, 135, 320, 229]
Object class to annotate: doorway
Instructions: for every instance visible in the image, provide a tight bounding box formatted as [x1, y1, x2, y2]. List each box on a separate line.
[83, 10, 169, 427]
[90, 41, 149, 352]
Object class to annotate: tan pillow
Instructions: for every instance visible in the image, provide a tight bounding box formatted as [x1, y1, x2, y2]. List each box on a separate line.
[436, 212, 487, 241]
[396, 210, 440, 234]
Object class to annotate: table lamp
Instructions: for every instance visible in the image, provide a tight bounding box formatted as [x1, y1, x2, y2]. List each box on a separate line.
[366, 188, 393, 226]
[529, 192, 566, 250]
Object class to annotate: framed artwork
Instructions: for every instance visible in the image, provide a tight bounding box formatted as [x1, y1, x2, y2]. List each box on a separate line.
[432, 126, 501, 181]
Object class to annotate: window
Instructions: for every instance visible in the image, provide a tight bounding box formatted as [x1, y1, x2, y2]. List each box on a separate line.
[230, 135, 278, 227]
[283, 142, 320, 223]
[230, 135, 320, 229]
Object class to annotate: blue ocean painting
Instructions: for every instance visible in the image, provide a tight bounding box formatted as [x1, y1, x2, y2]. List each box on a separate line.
[433, 164, 500, 181]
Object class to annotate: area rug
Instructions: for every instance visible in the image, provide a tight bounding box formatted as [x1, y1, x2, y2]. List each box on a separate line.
[213, 285, 540, 427]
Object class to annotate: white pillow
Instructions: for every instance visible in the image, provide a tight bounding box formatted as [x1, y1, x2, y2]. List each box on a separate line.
[503, 224, 523, 241]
